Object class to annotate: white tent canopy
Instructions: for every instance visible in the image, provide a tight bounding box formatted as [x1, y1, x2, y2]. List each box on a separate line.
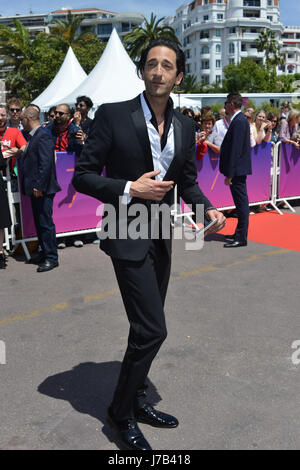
[33, 47, 87, 111]
[55, 28, 145, 108]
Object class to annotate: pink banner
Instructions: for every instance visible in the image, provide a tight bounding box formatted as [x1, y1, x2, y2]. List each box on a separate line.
[194, 142, 273, 209]
[19, 152, 103, 239]
[278, 142, 300, 199]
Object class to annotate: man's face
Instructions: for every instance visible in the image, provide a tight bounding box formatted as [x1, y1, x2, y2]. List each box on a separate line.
[55, 105, 70, 126]
[141, 46, 183, 99]
[224, 100, 235, 117]
[20, 112, 30, 132]
[9, 104, 22, 122]
[76, 101, 89, 117]
[0, 108, 7, 128]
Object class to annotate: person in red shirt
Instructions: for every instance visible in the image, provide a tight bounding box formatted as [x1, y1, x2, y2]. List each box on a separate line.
[0, 104, 27, 173]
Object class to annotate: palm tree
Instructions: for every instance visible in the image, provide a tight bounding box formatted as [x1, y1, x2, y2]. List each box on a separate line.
[123, 13, 180, 61]
[256, 28, 284, 69]
[178, 74, 201, 93]
[0, 19, 33, 74]
[48, 10, 94, 51]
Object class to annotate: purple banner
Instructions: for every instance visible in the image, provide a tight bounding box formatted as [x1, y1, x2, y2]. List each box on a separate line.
[278, 142, 300, 199]
[19, 152, 103, 239]
[195, 142, 273, 208]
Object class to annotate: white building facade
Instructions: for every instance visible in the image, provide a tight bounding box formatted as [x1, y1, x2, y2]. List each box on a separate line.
[166, 0, 284, 85]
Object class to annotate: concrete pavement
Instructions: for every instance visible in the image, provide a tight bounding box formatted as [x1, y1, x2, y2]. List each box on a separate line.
[0, 210, 300, 450]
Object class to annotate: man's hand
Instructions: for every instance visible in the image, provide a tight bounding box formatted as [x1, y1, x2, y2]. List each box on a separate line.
[75, 130, 86, 145]
[129, 170, 174, 201]
[33, 188, 43, 198]
[205, 209, 226, 234]
[224, 177, 232, 186]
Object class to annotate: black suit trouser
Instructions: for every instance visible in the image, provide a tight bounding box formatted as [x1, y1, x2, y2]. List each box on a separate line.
[230, 175, 249, 243]
[30, 194, 58, 262]
[111, 239, 171, 421]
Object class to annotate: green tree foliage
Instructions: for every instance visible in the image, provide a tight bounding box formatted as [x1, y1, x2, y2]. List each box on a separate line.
[123, 13, 180, 61]
[222, 58, 274, 93]
[0, 17, 104, 104]
[255, 28, 285, 70]
[177, 74, 201, 93]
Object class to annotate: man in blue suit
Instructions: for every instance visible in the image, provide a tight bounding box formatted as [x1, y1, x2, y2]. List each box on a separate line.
[20, 106, 61, 271]
[220, 92, 252, 247]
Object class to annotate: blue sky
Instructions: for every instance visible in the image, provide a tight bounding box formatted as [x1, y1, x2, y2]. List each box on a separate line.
[1, 0, 299, 26]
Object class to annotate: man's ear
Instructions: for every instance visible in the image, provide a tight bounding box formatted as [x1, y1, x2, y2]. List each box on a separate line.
[175, 72, 184, 87]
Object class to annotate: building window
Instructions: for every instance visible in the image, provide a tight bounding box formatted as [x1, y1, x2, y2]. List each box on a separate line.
[267, 0, 272, 5]
[267, 16, 273, 21]
[243, 10, 260, 18]
[204, 0, 209, 4]
[216, 75, 221, 83]
[203, 15, 209, 21]
[217, 0, 223, 3]
[122, 23, 130, 32]
[229, 58, 235, 64]
[97, 23, 113, 35]
[201, 45, 209, 54]
[216, 44, 221, 53]
[202, 60, 210, 69]
[216, 60, 221, 68]
[229, 27, 236, 34]
[200, 30, 210, 39]
[217, 14, 223, 20]
[229, 43, 235, 54]
[215, 29, 221, 37]
[202, 75, 209, 84]
[243, 0, 260, 6]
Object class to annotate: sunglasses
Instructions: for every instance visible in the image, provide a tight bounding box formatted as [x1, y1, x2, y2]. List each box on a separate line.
[49, 114, 55, 118]
[55, 111, 68, 116]
[9, 108, 21, 112]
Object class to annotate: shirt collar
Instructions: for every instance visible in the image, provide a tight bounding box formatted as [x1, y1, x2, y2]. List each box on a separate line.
[30, 125, 41, 137]
[231, 110, 242, 122]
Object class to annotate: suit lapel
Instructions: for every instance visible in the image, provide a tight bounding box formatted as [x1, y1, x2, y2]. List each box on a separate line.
[163, 113, 183, 181]
[130, 98, 154, 172]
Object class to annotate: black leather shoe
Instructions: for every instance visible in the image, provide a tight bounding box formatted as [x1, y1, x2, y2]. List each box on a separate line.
[136, 403, 179, 428]
[107, 406, 152, 450]
[37, 260, 59, 272]
[224, 241, 247, 248]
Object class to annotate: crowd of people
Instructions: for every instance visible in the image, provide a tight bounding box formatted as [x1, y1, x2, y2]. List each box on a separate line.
[0, 95, 95, 270]
[179, 99, 300, 161]
[0, 94, 299, 270]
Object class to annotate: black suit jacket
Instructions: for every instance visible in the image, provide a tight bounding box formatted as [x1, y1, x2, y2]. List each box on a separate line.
[73, 95, 212, 261]
[20, 127, 61, 196]
[219, 112, 252, 178]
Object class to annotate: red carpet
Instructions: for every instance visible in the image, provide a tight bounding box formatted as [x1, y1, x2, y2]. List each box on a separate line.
[220, 211, 300, 252]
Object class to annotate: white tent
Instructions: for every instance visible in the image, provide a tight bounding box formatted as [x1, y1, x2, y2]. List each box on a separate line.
[56, 28, 145, 108]
[33, 47, 87, 111]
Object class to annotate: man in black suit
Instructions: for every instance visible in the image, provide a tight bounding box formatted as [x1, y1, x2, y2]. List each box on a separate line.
[20, 106, 61, 272]
[73, 39, 225, 450]
[220, 92, 252, 247]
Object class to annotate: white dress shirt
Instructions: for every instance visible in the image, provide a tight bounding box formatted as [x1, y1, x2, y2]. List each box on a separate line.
[122, 93, 175, 203]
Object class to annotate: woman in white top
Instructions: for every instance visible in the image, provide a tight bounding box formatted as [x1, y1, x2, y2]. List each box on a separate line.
[251, 109, 272, 145]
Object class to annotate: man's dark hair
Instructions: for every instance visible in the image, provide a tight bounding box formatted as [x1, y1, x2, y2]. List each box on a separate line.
[227, 92, 243, 109]
[137, 38, 185, 79]
[76, 95, 93, 109]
